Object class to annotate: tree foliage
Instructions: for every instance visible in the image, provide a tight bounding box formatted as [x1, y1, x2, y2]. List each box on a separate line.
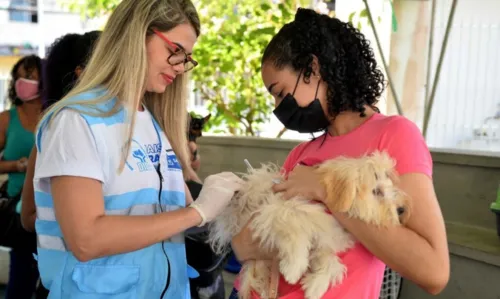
[190, 0, 306, 136]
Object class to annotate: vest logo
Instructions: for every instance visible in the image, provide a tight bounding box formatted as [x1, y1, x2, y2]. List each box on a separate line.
[125, 139, 154, 172]
[145, 143, 161, 165]
[132, 149, 152, 172]
[166, 149, 181, 171]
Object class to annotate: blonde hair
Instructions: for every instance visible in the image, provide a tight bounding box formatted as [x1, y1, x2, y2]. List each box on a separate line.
[37, 0, 200, 179]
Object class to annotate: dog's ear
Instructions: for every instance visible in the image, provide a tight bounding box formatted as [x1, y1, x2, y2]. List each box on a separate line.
[327, 175, 356, 212]
[319, 170, 357, 213]
[203, 114, 211, 123]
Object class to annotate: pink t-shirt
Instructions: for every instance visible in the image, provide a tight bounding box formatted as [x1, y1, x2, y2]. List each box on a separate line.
[234, 113, 433, 299]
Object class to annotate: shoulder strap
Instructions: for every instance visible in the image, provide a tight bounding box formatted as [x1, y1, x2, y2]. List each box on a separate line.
[7, 108, 18, 125]
[5, 108, 19, 137]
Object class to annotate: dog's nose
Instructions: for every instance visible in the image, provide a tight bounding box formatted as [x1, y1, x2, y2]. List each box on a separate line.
[397, 207, 405, 215]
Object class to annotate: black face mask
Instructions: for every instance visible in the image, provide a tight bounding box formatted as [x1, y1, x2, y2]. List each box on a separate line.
[272, 72, 330, 133]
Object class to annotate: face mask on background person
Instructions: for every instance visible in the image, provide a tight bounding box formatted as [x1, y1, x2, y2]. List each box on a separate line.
[15, 78, 40, 102]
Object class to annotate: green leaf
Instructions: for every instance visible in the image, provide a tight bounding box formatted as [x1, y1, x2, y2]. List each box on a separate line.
[360, 9, 368, 19]
[260, 3, 271, 11]
[348, 11, 356, 24]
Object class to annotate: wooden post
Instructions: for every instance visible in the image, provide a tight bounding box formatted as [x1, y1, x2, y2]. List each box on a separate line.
[386, 0, 431, 125]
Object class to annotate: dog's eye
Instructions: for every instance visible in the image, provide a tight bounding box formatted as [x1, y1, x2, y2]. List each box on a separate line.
[372, 188, 384, 197]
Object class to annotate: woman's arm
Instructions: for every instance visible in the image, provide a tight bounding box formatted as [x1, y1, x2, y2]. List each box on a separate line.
[332, 173, 449, 295]
[51, 175, 202, 262]
[20, 147, 37, 232]
[185, 182, 194, 205]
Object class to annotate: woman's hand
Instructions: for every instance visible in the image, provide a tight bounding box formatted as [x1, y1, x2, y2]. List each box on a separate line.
[231, 217, 277, 262]
[272, 165, 325, 201]
[189, 172, 243, 226]
[16, 157, 28, 172]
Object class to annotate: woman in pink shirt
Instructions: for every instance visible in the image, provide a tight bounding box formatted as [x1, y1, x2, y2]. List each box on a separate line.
[230, 8, 449, 299]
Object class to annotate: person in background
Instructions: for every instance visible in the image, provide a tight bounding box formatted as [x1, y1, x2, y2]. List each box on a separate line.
[184, 123, 226, 299]
[0, 54, 43, 299]
[21, 30, 102, 233]
[32, 0, 242, 298]
[230, 8, 449, 299]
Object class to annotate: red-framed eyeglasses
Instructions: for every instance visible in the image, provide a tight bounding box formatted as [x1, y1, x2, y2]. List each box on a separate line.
[152, 28, 198, 72]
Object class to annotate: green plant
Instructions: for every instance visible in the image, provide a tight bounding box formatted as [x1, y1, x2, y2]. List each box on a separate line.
[191, 0, 306, 136]
[347, 0, 397, 31]
[61, 0, 120, 19]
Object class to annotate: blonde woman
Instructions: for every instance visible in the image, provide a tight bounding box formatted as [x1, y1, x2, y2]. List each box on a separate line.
[32, 0, 242, 298]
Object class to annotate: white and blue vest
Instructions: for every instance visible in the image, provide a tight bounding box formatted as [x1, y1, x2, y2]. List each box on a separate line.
[34, 89, 192, 299]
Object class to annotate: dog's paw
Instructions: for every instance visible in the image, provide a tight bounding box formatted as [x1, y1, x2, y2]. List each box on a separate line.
[329, 260, 347, 286]
[280, 258, 308, 284]
[302, 272, 331, 299]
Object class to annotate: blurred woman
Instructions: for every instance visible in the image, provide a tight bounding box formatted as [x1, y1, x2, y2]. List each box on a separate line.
[21, 30, 102, 233]
[0, 54, 43, 299]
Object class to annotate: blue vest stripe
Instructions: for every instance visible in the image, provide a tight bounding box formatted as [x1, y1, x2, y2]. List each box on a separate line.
[35, 191, 54, 208]
[36, 220, 63, 237]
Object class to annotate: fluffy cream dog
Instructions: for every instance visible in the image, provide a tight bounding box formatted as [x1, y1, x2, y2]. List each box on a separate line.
[208, 151, 409, 299]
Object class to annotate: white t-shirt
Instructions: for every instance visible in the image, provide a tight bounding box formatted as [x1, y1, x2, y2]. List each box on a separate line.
[35, 108, 160, 182]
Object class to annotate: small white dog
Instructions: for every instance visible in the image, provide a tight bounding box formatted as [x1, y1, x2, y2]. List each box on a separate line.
[208, 151, 409, 299]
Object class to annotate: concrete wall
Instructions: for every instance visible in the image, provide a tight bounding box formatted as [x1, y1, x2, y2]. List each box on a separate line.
[196, 136, 500, 299]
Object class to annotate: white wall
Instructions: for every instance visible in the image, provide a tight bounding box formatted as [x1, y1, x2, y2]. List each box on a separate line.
[426, 0, 500, 151]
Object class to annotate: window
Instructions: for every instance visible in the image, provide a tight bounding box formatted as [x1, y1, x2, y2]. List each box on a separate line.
[9, 0, 38, 23]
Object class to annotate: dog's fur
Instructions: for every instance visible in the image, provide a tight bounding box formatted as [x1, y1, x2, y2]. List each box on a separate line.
[208, 151, 410, 299]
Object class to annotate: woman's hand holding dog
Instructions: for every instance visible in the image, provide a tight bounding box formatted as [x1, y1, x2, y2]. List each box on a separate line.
[231, 216, 278, 262]
[272, 165, 326, 202]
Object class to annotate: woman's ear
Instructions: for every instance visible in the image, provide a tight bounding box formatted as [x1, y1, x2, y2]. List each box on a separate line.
[310, 54, 321, 78]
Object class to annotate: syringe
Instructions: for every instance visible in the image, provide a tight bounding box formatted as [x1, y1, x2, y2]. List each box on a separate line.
[244, 159, 281, 184]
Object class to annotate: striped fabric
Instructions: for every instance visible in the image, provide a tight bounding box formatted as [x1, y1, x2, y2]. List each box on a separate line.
[33, 88, 190, 299]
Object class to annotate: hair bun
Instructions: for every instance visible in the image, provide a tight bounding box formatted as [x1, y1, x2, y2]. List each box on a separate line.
[294, 7, 318, 25]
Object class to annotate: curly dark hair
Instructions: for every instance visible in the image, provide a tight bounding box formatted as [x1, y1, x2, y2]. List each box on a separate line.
[262, 8, 385, 118]
[42, 30, 101, 110]
[8, 54, 43, 106]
